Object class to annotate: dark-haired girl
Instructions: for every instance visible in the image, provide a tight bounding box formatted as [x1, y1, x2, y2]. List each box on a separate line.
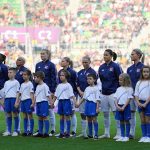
[134, 66, 150, 143]
[52, 69, 77, 138]
[15, 69, 35, 136]
[98, 49, 123, 139]
[58, 57, 77, 137]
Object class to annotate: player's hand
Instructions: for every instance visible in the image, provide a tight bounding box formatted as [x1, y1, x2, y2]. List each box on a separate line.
[79, 91, 84, 97]
[96, 108, 99, 113]
[30, 103, 35, 108]
[15, 103, 19, 108]
[141, 103, 147, 108]
[75, 102, 79, 108]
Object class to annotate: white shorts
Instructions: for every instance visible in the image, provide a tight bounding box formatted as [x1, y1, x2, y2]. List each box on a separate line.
[130, 99, 137, 111]
[100, 94, 116, 112]
[0, 88, 4, 99]
[78, 95, 85, 114]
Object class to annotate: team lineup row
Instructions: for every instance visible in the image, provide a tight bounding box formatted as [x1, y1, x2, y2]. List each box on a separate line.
[0, 48, 150, 143]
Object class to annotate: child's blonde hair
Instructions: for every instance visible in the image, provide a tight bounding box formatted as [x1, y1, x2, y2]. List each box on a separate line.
[119, 73, 131, 87]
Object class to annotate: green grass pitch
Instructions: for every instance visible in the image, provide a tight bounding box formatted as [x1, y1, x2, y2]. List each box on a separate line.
[0, 112, 149, 150]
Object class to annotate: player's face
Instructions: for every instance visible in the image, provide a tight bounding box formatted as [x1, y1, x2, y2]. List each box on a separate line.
[22, 72, 29, 81]
[16, 58, 24, 67]
[34, 76, 40, 83]
[142, 68, 150, 79]
[61, 59, 69, 68]
[130, 51, 139, 61]
[8, 70, 15, 79]
[119, 76, 124, 86]
[59, 72, 66, 82]
[103, 51, 112, 63]
[41, 51, 49, 61]
[82, 58, 90, 69]
[87, 76, 95, 86]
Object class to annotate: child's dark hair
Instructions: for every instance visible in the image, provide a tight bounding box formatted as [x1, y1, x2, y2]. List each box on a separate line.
[34, 71, 45, 80]
[140, 65, 150, 80]
[0, 53, 6, 64]
[60, 69, 70, 80]
[9, 67, 17, 73]
[87, 73, 97, 84]
[105, 49, 117, 61]
[23, 69, 33, 81]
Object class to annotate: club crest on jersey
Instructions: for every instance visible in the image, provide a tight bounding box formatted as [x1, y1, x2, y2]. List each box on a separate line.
[137, 69, 140, 72]
[109, 67, 113, 71]
[20, 71, 23, 75]
[44, 65, 49, 69]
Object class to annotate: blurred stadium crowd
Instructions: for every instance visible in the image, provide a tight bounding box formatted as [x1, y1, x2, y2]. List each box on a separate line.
[0, 0, 150, 71]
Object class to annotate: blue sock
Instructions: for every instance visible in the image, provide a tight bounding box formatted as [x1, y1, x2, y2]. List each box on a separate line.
[93, 122, 98, 136]
[88, 122, 93, 136]
[141, 124, 146, 137]
[60, 119, 64, 134]
[120, 123, 125, 137]
[126, 123, 130, 137]
[7, 117, 12, 133]
[30, 119, 34, 133]
[14, 116, 19, 132]
[24, 118, 28, 133]
[44, 120, 49, 134]
[38, 120, 43, 134]
[66, 120, 71, 134]
[146, 123, 150, 138]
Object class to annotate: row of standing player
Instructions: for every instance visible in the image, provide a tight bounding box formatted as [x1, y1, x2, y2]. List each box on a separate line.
[0, 49, 150, 142]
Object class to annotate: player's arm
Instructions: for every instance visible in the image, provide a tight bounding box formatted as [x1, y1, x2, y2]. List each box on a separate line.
[96, 100, 100, 113]
[114, 98, 122, 111]
[142, 96, 150, 108]
[121, 98, 130, 111]
[30, 92, 35, 108]
[77, 87, 84, 97]
[15, 92, 21, 108]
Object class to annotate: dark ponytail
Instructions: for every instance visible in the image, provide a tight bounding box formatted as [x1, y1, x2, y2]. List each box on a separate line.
[105, 49, 117, 61]
[0, 53, 6, 64]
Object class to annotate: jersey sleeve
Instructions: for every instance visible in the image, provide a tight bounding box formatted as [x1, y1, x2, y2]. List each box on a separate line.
[29, 82, 34, 93]
[128, 88, 133, 99]
[45, 85, 50, 97]
[68, 84, 74, 97]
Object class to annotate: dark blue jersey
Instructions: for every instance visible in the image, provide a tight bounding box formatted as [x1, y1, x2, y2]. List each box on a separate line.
[77, 67, 97, 92]
[15, 66, 27, 85]
[35, 60, 57, 93]
[0, 62, 8, 90]
[58, 67, 78, 94]
[127, 62, 144, 90]
[98, 61, 122, 95]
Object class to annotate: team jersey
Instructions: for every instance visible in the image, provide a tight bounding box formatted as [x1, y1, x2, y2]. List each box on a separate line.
[4, 79, 20, 98]
[127, 62, 144, 90]
[83, 86, 101, 103]
[55, 82, 74, 100]
[77, 67, 97, 92]
[114, 87, 133, 105]
[15, 66, 27, 85]
[98, 61, 122, 95]
[20, 81, 34, 101]
[35, 83, 50, 103]
[0, 62, 8, 90]
[134, 80, 150, 101]
[35, 60, 57, 93]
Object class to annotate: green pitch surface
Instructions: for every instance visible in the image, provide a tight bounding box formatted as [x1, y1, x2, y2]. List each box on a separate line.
[0, 112, 149, 150]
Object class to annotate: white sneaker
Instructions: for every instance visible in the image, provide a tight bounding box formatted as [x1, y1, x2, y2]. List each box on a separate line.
[116, 137, 124, 142]
[99, 134, 110, 139]
[55, 133, 60, 137]
[3, 131, 11, 136]
[138, 137, 147, 143]
[122, 137, 129, 142]
[76, 134, 83, 138]
[143, 137, 150, 143]
[113, 135, 121, 140]
[12, 132, 18, 136]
